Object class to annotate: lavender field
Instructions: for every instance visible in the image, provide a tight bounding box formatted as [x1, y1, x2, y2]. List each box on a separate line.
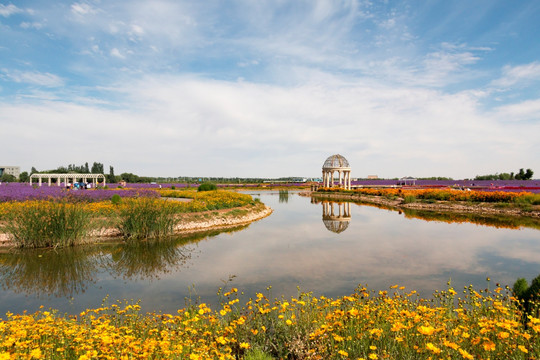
[1, 179, 539, 202]
[0, 183, 159, 202]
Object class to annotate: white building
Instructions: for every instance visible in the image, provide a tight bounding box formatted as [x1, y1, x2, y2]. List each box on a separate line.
[0, 165, 20, 179]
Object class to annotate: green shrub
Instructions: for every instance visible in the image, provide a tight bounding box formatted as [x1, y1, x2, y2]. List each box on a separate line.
[198, 182, 218, 192]
[403, 194, 417, 204]
[3, 202, 93, 248]
[111, 194, 122, 205]
[514, 193, 540, 206]
[171, 185, 176, 190]
[244, 348, 274, 360]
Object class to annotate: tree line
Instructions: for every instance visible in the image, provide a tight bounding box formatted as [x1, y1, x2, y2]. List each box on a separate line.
[9, 163, 152, 184]
[475, 168, 534, 181]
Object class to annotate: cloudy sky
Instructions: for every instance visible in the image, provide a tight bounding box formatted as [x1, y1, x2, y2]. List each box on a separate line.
[1, 1, 539, 179]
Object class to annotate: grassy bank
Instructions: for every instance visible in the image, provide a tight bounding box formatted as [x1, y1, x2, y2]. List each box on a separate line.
[0, 283, 538, 359]
[1, 201, 94, 248]
[318, 187, 540, 205]
[0, 190, 260, 247]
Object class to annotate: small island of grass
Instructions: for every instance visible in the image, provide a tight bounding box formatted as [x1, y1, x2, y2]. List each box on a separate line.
[0, 185, 271, 249]
[309, 187, 540, 219]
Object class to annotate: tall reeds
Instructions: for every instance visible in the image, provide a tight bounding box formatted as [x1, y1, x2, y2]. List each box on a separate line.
[2, 201, 93, 248]
[116, 198, 180, 239]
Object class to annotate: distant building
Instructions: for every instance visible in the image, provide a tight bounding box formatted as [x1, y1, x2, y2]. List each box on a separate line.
[367, 175, 379, 179]
[0, 165, 20, 179]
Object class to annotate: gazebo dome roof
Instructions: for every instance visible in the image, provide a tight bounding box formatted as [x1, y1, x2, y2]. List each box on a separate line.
[322, 154, 350, 169]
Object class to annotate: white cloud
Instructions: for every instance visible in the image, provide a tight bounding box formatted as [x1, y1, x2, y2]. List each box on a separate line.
[2, 73, 538, 178]
[494, 99, 540, 122]
[2, 70, 64, 87]
[492, 62, 540, 88]
[71, 2, 98, 16]
[0, 4, 23, 17]
[110, 48, 125, 59]
[20, 21, 43, 30]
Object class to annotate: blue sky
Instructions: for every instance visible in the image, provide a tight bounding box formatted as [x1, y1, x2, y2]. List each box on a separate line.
[1, 0, 539, 179]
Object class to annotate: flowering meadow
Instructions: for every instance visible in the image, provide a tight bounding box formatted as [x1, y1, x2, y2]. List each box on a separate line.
[0, 283, 539, 359]
[318, 187, 540, 205]
[0, 186, 256, 247]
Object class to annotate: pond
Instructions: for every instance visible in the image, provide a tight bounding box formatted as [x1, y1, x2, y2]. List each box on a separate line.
[1, 191, 540, 315]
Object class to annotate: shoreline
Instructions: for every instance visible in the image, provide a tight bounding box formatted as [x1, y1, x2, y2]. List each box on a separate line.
[303, 191, 540, 218]
[0, 203, 273, 249]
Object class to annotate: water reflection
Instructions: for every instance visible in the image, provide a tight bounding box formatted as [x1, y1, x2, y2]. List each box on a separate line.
[312, 195, 540, 231]
[311, 197, 351, 233]
[0, 226, 249, 298]
[0, 247, 105, 298]
[278, 190, 289, 203]
[402, 208, 540, 230]
[107, 237, 195, 281]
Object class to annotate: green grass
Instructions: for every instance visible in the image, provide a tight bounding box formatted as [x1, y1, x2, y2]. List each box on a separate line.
[116, 198, 180, 240]
[2, 201, 93, 248]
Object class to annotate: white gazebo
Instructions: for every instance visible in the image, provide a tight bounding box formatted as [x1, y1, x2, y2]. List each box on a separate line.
[322, 154, 351, 190]
[399, 176, 417, 186]
[29, 173, 106, 187]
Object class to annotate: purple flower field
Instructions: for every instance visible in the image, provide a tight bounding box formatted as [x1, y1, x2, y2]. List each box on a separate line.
[2, 179, 539, 202]
[0, 183, 159, 202]
[351, 179, 540, 193]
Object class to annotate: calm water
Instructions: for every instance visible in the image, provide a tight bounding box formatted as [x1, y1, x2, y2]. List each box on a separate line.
[1, 191, 540, 315]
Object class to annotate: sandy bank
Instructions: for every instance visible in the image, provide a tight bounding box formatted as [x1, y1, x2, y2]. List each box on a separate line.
[0, 204, 273, 248]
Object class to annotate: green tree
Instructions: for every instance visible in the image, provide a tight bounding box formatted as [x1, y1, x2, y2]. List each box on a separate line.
[120, 173, 140, 183]
[0, 173, 17, 182]
[91, 162, 104, 174]
[19, 171, 29, 182]
[516, 168, 526, 180]
[525, 168, 534, 180]
[108, 166, 116, 183]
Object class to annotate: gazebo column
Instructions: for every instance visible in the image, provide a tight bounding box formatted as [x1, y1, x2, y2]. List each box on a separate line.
[38, 177, 42, 186]
[48, 177, 51, 186]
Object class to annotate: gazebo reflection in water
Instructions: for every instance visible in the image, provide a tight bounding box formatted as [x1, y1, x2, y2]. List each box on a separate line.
[311, 198, 351, 234]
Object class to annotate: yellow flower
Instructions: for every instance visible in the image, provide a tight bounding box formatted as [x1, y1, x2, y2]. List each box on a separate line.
[240, 342, 250, 349]
[338, 350, 348, 357]
[30, 348, 42, 359]
[426, 343, 441, 354]
[482, 341, 495, 351]
[458, 348, 474, 360]
[368, 353, 378, 360]
[518, 345, 528, 353]
[417, 325, 435, 335]
[286, 319, 293, 326]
